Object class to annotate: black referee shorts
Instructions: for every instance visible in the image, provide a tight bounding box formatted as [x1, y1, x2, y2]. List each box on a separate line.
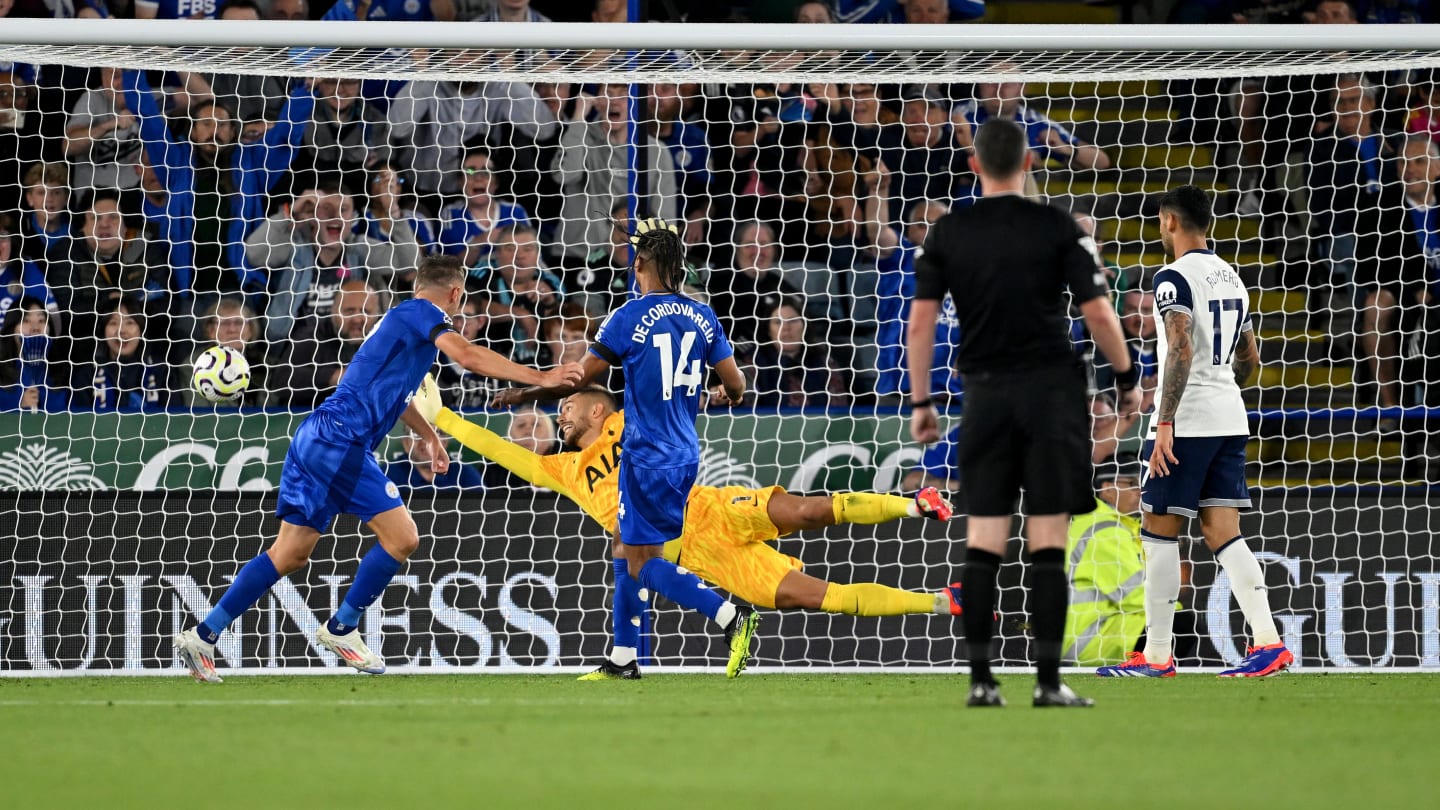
[959, 362, 1096, 517]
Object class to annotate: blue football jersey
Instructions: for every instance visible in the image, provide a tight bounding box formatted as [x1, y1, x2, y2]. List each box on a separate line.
[316, 298, 454, 449]
[592, 293, 733, 468]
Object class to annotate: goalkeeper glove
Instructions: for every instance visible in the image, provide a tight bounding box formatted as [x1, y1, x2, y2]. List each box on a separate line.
[411, 373, 442, 424]
[629, 216, 679, 245]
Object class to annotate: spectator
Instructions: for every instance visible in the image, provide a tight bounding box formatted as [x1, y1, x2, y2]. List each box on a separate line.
[271, 279, 383, 408]
[554, 84, 678, 262]
[707, 219, 804, 348]
[0, 69, 46, 219]
[1357, 134, 1440, 421]
[648, 82, 712, 214]
[1120, 289, 1159, 413]
[869, 193, 963, 400]
[71, 301, 172, 412]
[483, 404, 559, 489]
[437, 147, 531, 265]
[954, 73, 1112, 170]
[573, 200, 635, 308]
[386, 430, 484, 491]
[64, 66, 143, 201]
[538, 306, 599, 370]
[249, 182, 413, 342]
[0, 297, 67, 412]
[0, 220, 54, 319]
[364, 0, 456, 21]
[879, 93, 971, 224]
[269, 0, 307, 19]
[47, 192, 174, 350]
[183, 296, 267, 407]
[1073, 212, 1124, 293]
[208, 1, 290, 125]
[121, 68, 315, 294]
[789, 0, 833, 21]
[748, 300, 851, 409]
[359, 164, 433, 283]
[478, 0, 550, 21]
[387, 77, 557, 199]
[468, 224, 565, 362]
[16, 162, 71, 262]
[834, 0, 984, 23]
[591, 0, 626, 21]
[1309, 74, 1394, 302]
[134, 0, 220, 20]
[294, 76, 388, 184]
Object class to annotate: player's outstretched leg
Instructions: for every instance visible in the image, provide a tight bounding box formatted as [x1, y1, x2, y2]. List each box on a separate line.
[176, 522, 320, 684]
[317, 507, 419, 675]
[772, 489, 952, 534]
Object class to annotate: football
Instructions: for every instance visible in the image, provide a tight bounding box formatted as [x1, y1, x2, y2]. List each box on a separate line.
[192, 345, 251, 404]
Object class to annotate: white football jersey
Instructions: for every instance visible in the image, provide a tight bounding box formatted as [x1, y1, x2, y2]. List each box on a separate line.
[1149, 249, 1252, 438]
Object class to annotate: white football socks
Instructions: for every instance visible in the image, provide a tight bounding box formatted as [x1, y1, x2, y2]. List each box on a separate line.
[1216, 538, 1282, 647]
[609, 646, 637, 667]
[1142, 535, 1181, 664]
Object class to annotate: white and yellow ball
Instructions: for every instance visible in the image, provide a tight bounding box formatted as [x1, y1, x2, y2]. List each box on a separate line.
[192, 345, 251, 404]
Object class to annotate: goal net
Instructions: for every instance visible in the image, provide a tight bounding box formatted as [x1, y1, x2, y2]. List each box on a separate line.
[2, 21, 1438, 674]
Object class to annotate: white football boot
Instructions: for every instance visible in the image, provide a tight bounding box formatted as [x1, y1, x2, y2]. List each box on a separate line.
[174, 628, 223, 684]
[316, 625, 387, 674]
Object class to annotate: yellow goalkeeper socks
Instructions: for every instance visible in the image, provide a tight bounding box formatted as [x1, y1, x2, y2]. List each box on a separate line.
[831, 493, 914, 525]
[820, 583, 936, 617]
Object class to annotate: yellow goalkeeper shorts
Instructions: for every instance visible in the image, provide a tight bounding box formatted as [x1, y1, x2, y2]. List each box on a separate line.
[664, 484, 803, 610]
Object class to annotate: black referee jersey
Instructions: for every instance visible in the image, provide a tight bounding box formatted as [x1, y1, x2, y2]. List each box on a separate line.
[914, 193, 1108, 373]
[912, 192, 1109, 517]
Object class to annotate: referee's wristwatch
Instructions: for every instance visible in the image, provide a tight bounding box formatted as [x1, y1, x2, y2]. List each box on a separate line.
[1113, 365, 1141, 392]
[910, 398, 935, 409]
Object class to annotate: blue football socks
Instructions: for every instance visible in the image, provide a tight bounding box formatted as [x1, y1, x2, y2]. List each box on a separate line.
[197, 552, 281, 644]
[637, 557, 727, 623]
[327, 545, 403, 635]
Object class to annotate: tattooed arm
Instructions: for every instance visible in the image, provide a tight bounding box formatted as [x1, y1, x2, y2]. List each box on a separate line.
[1232, 328, 1260, 388]
[1148, 309, 1192, 479]
[1157, 310, 1194, 423]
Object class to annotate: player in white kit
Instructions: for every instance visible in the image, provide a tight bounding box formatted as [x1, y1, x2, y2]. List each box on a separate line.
[1097, 185, 1295, 678]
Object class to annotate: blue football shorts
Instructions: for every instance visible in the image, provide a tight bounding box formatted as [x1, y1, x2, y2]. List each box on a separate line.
[1140, 435, 1251, 518]
[275, 411, 403, 532]
[617, 461, 697, 546]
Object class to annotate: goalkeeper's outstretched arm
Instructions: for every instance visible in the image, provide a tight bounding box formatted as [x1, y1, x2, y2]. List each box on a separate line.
[433, 407, 581, 503]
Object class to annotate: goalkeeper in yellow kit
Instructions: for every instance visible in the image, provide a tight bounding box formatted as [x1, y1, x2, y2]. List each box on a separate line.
[425, 386, 961, 679]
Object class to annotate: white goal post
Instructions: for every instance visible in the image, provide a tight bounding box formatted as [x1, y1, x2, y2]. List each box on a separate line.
[1, 21, 1438, 676]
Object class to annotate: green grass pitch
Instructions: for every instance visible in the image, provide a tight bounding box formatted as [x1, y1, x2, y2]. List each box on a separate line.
[2, 673, 1436, 809]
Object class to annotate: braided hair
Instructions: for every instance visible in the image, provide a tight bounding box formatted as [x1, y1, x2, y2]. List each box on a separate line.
[634, 226, 687, 294]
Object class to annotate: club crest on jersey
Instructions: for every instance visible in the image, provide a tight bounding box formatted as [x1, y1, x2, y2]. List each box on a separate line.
[1156, 281, 1178, 308]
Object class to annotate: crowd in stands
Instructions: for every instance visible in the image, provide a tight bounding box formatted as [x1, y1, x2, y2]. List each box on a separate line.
[2, 0, 1440, 462]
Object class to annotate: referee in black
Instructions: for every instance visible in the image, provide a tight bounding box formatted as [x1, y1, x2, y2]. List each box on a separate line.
[908, 118, 1141, 708]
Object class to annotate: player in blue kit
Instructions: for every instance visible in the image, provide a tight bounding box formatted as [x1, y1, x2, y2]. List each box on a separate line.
[174, 256, 582, 683]
[495, 218, 757, 677]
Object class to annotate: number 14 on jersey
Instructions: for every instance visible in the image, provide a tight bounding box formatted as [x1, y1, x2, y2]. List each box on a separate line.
[654, 332, 703, 400]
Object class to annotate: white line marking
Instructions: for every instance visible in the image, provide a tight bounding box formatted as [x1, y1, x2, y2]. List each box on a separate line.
[0, 697, 636, 708]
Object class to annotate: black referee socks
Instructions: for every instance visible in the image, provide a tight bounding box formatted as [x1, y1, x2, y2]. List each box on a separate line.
[961, 548, 1003, 686]
[1030, 547, 1067, 691]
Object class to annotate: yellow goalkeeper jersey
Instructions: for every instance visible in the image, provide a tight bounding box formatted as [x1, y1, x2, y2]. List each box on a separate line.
[436, 407, 803, 607]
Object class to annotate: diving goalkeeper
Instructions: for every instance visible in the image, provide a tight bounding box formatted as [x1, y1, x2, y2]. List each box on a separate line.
[414, 383, 960, 679]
